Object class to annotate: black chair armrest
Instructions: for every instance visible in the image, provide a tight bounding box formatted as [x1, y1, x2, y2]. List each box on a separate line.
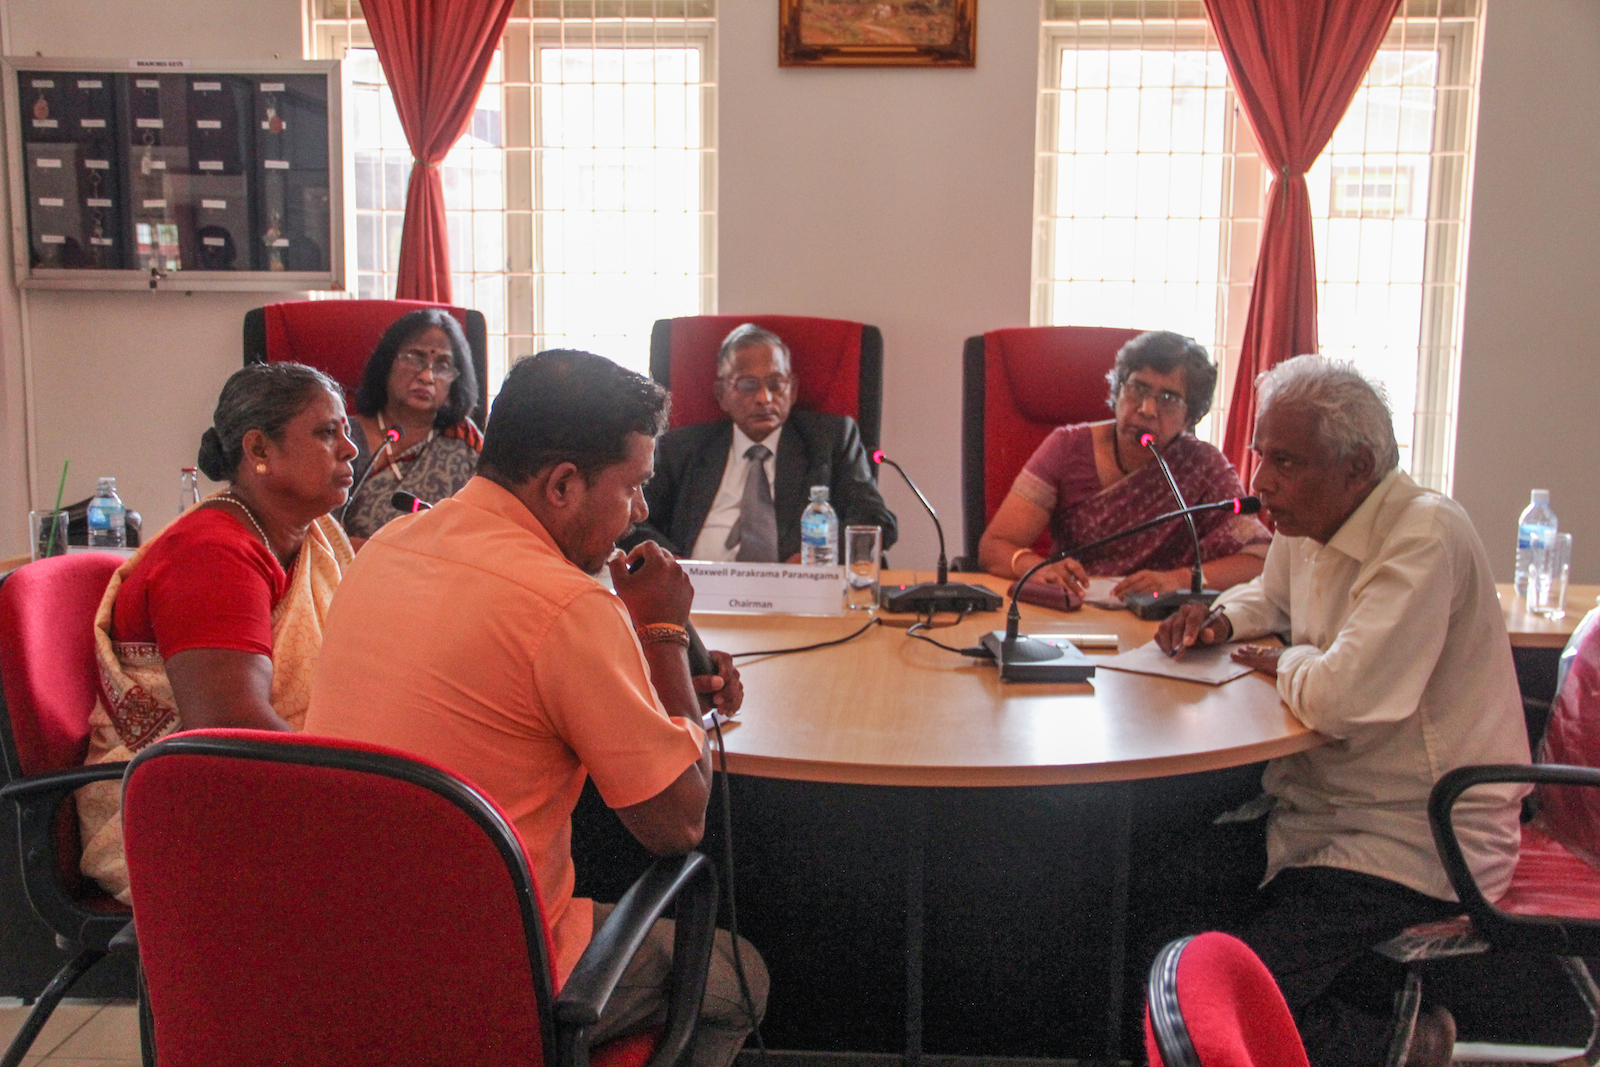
[1430, 763, 1600, 956]
[554, 852, 718, 1067]
[3, 761, 131, 947]
[108, 919, 138, 955]
[1, 762, 129, 803]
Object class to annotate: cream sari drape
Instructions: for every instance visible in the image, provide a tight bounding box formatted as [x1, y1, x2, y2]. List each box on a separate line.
[76, 505, 352, 902]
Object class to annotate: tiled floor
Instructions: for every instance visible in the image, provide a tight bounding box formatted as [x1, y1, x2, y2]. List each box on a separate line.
[0, 1000, 140, 1067]
[0, 1000, 1587, 1066]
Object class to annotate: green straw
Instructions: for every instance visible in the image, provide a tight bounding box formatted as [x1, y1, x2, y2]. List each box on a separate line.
[44, 459, 67, 558]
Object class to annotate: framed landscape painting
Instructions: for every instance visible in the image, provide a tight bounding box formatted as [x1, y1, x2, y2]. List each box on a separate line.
[779, 0, 976, 68]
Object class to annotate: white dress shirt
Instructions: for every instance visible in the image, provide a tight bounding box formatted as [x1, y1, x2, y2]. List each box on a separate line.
[689, 424, 785, 562]
[1214, 470, 1530, 902]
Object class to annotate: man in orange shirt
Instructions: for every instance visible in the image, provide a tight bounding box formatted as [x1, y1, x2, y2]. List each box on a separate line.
[307, 350, 766, 1067]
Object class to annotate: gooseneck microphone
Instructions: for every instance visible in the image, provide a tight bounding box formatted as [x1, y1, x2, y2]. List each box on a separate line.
[872, 450, 1003, 615]
[391, 491, 430, 513]
[338, 427, 401, 523]
[1120, 432, 1218, 621]
[980, 496, 1260, 681]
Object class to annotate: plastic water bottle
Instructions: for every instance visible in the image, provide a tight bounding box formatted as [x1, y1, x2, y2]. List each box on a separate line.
[1514, 489, 1558, 598]
[800, 485, 838, 565]
[178, 467, 200, 515]
[86, 476, 126, 549]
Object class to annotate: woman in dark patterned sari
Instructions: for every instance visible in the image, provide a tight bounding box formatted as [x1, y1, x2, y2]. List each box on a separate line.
[341, 308, 482, 546]
[978, 330, 1270, 600]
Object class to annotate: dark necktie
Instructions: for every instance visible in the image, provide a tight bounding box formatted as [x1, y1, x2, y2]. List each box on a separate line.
[726, 443, 777, 562]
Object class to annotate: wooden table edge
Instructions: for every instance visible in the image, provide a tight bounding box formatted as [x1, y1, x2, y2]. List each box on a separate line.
[719, 730, 1324, 788]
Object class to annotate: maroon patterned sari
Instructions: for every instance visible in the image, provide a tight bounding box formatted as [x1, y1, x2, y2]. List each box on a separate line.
[1013, 424, 1270, 576]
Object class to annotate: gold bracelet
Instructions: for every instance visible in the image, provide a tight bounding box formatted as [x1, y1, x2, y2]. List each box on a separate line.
[636, 622, 691, 648]
[1010, 547, 1035, 576]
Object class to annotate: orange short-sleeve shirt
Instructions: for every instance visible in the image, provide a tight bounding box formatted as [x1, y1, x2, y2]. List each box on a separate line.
[306, 477, 705, 983]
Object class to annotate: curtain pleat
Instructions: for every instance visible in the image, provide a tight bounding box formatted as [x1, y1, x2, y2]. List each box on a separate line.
[363, 0, 517, 301]
[1205, 0, 1404, 483]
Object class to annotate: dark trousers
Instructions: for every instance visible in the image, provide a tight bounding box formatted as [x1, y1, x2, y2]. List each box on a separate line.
[1236, 866, 1460, 1067]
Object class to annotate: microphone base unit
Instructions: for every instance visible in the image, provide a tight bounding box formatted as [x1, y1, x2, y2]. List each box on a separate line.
[979, 631, 1097, 683]
[1123, 588, 1220, 621]
[881, 581, 1004, 615]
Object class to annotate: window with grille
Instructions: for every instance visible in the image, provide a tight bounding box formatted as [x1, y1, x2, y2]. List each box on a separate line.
[1035, 0, 1480, 492]
[311, 1, 717, 390]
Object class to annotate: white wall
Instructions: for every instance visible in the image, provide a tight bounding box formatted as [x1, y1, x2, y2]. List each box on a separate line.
[718, 3, 1038, 571]
[1, 0, 1596, 586]
[1454, 0, 1600, 584]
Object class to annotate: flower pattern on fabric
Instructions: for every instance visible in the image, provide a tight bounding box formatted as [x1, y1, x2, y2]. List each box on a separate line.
[341, 423, 479, 540]
[1014, 425, 1270, 575]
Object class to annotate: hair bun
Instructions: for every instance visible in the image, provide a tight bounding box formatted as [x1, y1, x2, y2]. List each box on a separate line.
[197, 427, 227, 482]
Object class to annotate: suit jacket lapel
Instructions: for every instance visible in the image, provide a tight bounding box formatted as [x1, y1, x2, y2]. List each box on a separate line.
[677, 421, 733, 553]
[773, 419, 809, 545]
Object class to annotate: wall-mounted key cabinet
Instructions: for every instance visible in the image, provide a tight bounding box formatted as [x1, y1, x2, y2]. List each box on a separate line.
[5, 59, 348, 291]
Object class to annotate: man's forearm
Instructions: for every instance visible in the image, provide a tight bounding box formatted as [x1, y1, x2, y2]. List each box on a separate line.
[640, 639, 716, 796]
[640, 641, 700, 722]
[639, 642, 714, 788]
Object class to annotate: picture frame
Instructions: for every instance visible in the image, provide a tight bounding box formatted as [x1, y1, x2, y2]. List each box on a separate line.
[779, 0, 976, 68]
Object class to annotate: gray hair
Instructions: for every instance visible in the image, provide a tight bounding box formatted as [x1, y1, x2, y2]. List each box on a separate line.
[1105, 330, 1218, 427]
[716, 323, 792, 377]
[197, 362, 345, 482]
[1255, 354, 1399, 475]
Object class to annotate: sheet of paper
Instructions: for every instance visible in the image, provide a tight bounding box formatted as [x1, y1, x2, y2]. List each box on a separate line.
[1095, 639, 1257, 686]
[1083, 577, 1125, 610]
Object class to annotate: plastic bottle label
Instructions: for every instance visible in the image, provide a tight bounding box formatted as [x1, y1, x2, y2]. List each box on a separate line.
[1519, 524, 1553, 550]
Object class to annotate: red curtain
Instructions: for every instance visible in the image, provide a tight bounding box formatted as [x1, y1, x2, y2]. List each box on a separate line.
[1206, 0, 1402, 484]
[363, 0, 516, 302]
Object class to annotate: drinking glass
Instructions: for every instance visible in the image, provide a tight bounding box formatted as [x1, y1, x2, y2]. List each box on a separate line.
[29, 509, 69, 561]
[1529, 532, 1572, 619]
[844, 525, 882, 611]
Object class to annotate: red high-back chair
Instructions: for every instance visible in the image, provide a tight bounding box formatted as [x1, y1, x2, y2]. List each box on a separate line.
[244, 299, 490, 426]
[1144, 932, 1310, 1067]
[0, 554, 141, 1067]
[960, 326, 1145, 561]
[122, 729, 718, 1067]
[649, 314, 883, 453]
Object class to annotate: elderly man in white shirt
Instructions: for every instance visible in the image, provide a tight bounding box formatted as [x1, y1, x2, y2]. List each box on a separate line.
[1157, 355, 1529, 1067]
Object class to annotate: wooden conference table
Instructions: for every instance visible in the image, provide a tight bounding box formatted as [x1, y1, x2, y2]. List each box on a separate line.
[695, 572, 1314, 789]
[1500, 582, 1600, 648]
[684, 572, 1301, 1064]
[695, 576, 1595, 787]
[669, 573, 1593, 1063]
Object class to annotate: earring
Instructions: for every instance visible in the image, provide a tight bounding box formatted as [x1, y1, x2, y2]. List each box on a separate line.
[256, 463, 267, 474]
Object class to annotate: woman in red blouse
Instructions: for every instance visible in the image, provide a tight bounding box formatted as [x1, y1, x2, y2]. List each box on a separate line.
[77, 361, 359, 900]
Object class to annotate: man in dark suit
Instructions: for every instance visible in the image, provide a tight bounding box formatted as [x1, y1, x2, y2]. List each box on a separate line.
[636, 324, 897, 562]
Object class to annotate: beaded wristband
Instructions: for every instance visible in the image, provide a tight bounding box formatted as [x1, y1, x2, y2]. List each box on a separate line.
[636, 622, 691, 648]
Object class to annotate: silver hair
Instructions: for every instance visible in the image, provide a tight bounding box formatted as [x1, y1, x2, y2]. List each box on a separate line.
[716, 323, 792, 377]
[1255, 354, 1399, 475]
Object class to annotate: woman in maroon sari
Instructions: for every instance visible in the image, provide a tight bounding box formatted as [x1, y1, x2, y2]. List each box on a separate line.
[978, 331, 1271, 599]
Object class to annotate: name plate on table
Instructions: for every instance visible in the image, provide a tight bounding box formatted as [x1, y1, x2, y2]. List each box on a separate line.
[684, 561, 844, 616]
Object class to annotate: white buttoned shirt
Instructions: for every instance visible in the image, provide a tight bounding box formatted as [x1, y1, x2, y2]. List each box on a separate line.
[1214, 470, 1530, 902]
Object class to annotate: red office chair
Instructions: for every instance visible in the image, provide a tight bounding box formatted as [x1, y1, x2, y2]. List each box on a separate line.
[1375, 607, 1600, 1067]
[649, 314, 883, 452]
[243, 299, 490, 426]
[122, 728, 719, 1067]
[959, 326, 1145, 563]
[1144, 932, 1310, 1067]
[0, 554, 142, 1067]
